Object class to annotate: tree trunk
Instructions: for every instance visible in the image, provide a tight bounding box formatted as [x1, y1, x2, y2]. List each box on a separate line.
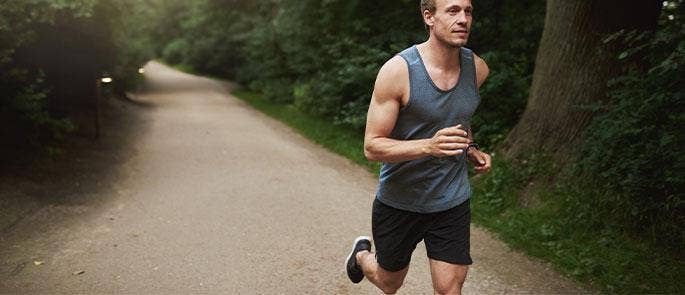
[502, 0, 661, 160]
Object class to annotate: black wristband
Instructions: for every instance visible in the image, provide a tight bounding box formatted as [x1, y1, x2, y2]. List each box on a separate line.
[466, 143, 479, 155]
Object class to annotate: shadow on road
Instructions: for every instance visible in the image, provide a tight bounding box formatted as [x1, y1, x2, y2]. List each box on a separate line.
[0, 93, 153, 234]
[0, 59, 233, 239]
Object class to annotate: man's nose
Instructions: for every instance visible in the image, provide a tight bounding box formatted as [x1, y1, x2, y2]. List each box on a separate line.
[456, 11, 467, 25]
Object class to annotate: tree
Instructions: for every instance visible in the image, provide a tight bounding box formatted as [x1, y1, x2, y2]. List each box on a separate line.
[0, 0, 152, 150]
[502, 0, 662, 159]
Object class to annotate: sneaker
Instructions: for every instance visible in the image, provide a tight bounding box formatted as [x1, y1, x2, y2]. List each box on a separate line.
[345, 236, 371, 283]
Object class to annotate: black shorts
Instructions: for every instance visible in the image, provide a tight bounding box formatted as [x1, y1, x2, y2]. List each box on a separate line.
[372, 198, 472, 272]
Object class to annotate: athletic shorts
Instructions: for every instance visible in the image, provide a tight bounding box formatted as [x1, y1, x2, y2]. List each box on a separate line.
[372, 198, 472, 272]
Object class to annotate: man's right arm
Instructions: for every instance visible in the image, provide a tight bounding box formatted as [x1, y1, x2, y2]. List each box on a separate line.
[363, 56, 470, 163]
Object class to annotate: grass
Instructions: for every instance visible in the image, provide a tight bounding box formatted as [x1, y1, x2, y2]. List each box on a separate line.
[471, 158, 685, 293]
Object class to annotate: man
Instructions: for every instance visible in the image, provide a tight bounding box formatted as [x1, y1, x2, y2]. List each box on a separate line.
[344, 0, 491, 294]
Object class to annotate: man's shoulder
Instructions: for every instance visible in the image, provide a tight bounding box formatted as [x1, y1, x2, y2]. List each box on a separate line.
[378, 55, 409, 80]
[466, 49, 490, 88]
[380, 44, 418, 73]
[373, 54, 410, 103]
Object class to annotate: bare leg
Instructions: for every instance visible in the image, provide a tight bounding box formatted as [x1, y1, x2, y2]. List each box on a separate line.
[356, 250, 409, 294]
[428, 259, 469, 295]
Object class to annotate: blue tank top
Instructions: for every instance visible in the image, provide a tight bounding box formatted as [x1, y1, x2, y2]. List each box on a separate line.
[376, 45, 481, 213]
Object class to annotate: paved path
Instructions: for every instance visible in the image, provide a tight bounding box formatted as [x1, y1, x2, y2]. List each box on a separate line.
[0, 62, 588, 294]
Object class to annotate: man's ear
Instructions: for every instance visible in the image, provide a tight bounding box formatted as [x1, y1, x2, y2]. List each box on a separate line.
[422, 10, 435, 28]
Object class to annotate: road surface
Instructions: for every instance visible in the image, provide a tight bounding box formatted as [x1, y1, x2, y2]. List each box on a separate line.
[0, 62, 588, 294]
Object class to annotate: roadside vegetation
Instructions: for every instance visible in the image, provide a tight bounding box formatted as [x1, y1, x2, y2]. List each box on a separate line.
[0, 0, 154, 158]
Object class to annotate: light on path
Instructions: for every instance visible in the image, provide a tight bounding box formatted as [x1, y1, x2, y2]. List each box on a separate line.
[101, 77, 113, 83]
[139, 68, 145, 74]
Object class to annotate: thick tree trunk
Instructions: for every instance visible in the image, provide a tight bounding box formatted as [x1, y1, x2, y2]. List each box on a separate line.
[502, 0, 661, 160]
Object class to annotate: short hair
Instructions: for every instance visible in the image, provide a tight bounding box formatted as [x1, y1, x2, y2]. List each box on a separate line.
[420, 0, 437, 13]
[421, 0, 437, 30]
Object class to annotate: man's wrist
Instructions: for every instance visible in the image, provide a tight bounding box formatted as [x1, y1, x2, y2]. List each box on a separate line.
[420, 138, 433, 157]
[466, 143, 479, 155]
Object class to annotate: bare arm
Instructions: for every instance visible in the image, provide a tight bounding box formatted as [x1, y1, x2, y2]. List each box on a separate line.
[463, 53, 489, 145]
[364, 56, 469, 163]
[467, 53, 492, 173]
[474, 53, 490, 88]
[466, 53, 487, 142]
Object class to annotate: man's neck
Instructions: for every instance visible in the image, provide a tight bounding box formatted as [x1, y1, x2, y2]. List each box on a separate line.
[418, 36, 462, 71]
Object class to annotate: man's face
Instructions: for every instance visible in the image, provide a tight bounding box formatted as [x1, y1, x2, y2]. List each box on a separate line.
[425, 0, 473, 48]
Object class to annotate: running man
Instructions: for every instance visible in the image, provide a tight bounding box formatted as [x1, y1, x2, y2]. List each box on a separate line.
[345, 0, 491, 294]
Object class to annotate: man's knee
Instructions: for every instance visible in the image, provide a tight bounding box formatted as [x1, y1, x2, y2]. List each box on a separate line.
[378, 277, 404, 294]
[433, 281, 464, 295]
[375, 267, 407, 294]
[432, 275, 466, 295]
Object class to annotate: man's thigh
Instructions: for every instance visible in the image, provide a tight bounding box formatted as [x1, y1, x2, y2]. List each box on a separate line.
[372, 199, 428, 272]
[423, 199, 472, 265]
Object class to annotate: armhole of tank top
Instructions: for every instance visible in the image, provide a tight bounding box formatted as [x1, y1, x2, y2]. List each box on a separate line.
[465, 48, 478, 90]
[462, 48, 478, 89]
[398, 53, 413, 111]
[469, 49, 482, 103]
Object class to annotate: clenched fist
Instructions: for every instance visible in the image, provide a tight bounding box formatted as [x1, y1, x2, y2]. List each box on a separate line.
[427, 124, 470, 158]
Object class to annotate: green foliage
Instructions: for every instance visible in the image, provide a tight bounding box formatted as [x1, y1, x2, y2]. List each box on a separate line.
[8, 74, 75, 142]
[159, 0, 546, 143]
[159, 0, 427, 130]
[156, 0, 259, 79]
[572, 5, 685, 251]
[0, 0, 153, 148]
[162, 39, 192, 66]
[240, 0, 425, 129]
[471, 50, 535, 147]
[472, 156, 685, 293]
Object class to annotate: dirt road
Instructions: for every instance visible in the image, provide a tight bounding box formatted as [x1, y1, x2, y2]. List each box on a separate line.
[0, 62, 588, 294]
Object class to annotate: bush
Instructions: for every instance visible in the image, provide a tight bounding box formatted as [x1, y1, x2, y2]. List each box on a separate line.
[573, 7, 685, 250]
[0, 0, 153, 149]
[162, 39, 191, 66]
[153, 0, 546, 142]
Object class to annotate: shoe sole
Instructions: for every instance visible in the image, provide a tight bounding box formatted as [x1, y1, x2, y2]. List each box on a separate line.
[345, 236, 371, 274]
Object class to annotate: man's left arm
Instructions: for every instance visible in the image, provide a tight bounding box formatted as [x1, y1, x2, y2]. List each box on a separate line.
[467, 53, 492, 174]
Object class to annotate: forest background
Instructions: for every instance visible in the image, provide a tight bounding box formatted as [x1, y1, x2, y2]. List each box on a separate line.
[0, 0, 683, 292]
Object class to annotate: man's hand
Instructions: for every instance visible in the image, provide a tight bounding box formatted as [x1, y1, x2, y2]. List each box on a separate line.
[427, 125, 470, 158]
[467, 148, 492, 174]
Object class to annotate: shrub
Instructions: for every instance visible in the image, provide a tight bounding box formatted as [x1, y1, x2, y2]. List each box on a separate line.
[0, 0, 154, 149]
[573, 6, 684, 250]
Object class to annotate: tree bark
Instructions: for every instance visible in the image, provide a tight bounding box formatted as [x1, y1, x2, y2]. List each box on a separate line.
[502, 0, 661, 160]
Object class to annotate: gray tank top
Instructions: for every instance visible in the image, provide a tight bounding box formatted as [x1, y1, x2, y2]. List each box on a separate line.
[376, 45, 480, 213]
